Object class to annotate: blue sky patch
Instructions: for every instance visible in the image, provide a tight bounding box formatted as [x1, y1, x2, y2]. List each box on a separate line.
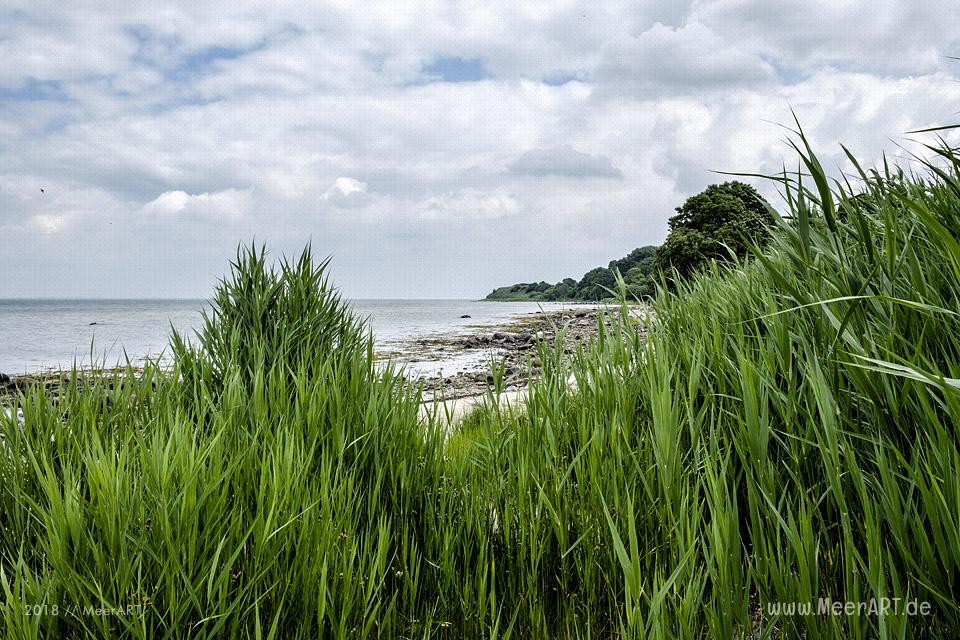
[422, 56, 490, 82]
[126, 25, 265, 82]
[542, 71, 587, 86]
[762, 56, 805, 84]
[0, 79, 70, 102]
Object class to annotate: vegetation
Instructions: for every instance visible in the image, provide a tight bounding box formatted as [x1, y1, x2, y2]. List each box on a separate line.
[653, 180, 773, 283]
[485, 245, 657, 301]
[486, 181, 772, 302]
[2, 131, 960, 638]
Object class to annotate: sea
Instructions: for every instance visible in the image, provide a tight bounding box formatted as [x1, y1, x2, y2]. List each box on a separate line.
[0, 299, 588, 376]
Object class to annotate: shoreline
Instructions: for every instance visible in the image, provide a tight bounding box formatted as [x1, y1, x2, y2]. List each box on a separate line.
[406, 305, 622, 401]
[1, 304, 649, 409]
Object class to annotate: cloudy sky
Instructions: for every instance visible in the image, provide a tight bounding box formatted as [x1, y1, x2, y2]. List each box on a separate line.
[1, 1, 958, 298]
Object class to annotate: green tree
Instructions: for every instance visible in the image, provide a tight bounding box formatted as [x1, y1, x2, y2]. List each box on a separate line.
[550, 278, 577, 300]
[653, 181, 772, 282]
[623, 265, 654, 299]
[577, 266, 617, 300]
[609, 245, 657, 275]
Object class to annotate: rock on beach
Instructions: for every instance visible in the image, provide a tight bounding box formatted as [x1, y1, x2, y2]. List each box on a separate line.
[410, 305, 647, 402]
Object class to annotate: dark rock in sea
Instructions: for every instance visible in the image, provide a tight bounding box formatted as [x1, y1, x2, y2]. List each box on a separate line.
[89, 322, 98, 325]
[460, 314, 471, 318]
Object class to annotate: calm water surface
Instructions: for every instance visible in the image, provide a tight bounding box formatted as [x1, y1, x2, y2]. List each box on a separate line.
[0, 299, 589, 374]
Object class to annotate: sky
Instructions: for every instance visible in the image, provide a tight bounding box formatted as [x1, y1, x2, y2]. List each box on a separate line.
[1, 1, 959, 299]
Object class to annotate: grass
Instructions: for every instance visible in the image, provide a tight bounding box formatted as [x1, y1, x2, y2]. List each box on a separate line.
[2, 130, 959, 638]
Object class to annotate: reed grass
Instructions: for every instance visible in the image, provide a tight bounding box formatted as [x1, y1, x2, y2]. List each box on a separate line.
[2, 131, 959, 638]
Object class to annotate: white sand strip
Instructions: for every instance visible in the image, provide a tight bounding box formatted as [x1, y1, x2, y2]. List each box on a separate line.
[419, 388, 527, 425]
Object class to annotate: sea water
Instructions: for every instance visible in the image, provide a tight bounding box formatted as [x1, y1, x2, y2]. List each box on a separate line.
[0, 299, 589, 375]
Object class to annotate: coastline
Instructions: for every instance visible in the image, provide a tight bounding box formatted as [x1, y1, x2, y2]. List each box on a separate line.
[1, 304, 649, 411]
[404, 305, 621, 400]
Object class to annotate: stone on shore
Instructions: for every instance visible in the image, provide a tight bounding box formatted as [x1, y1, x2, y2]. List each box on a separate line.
[385, 305, 648, 407]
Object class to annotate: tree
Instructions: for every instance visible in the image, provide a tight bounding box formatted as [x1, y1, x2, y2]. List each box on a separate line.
[551, 278, 577, 300]
[653, 181, 772, 282]
[577, 266, 617, 300]
[623, 264, 654, 299]
[612, 246, 658, 299]
[609, 245, 657, 275]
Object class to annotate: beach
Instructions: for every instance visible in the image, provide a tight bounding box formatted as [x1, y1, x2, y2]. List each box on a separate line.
[0, 303, 647, 411]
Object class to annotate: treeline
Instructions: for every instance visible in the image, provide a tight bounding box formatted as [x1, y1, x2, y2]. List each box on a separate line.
[485, 245, 658, 301]
[485, 181, 774, 301]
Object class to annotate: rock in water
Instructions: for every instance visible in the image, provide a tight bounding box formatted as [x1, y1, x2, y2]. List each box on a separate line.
[460, 314, 471, 318]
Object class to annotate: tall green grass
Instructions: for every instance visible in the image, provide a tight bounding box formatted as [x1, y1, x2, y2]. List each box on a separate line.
[1, 132, 959, 638]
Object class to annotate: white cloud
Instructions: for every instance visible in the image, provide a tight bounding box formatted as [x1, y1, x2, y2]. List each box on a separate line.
[594, 22, 776, 96]
[323, 177, 370, 208]
[26, 214, 71, 234]
[508, 145, 623, 179]
[332, 177, 367, 196]
[419, 189, 520, 221]
[688, 0, 960, 74]
[1, 0, 959, 297]
[140, 189, 252, 221]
